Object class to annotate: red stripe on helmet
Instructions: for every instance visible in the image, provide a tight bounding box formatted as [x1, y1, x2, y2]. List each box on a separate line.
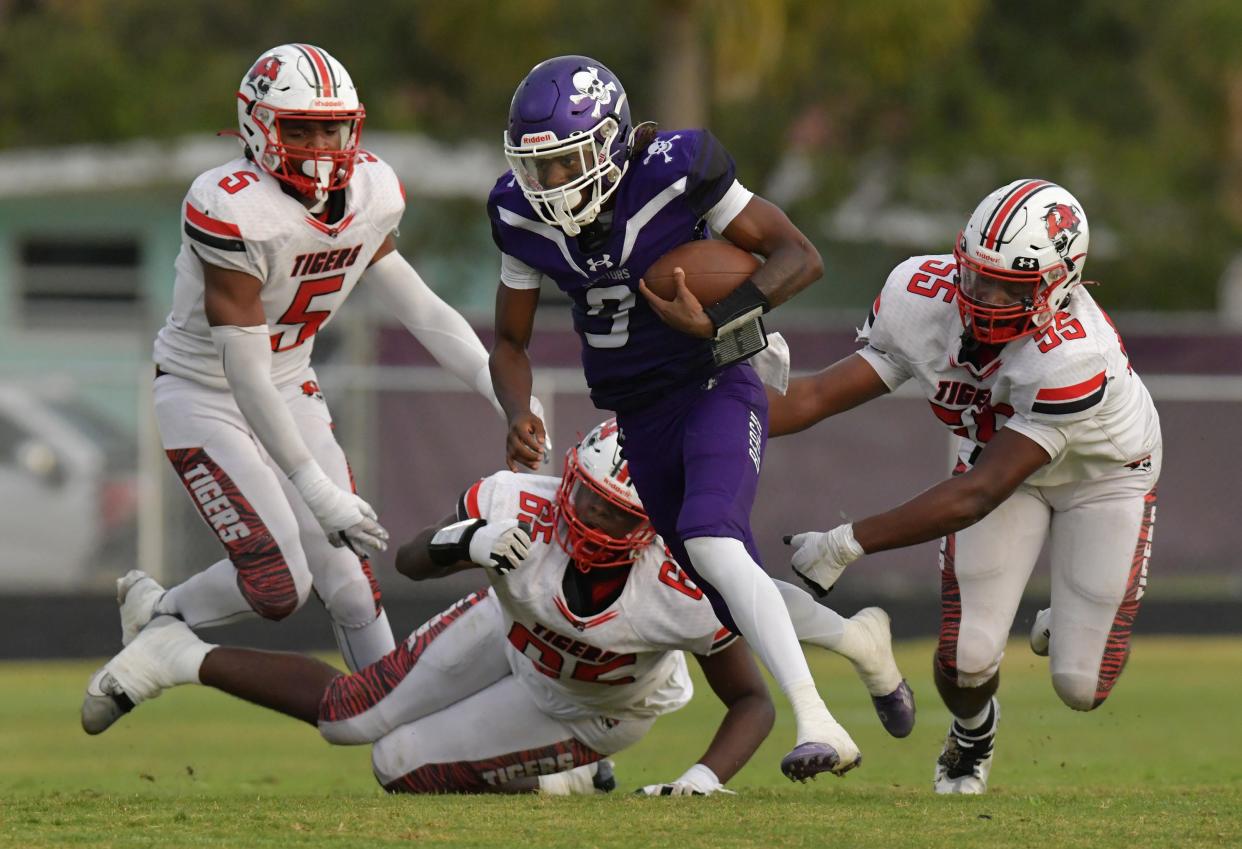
[298, 44, 334, 98]
[984, 180, 1050, 250]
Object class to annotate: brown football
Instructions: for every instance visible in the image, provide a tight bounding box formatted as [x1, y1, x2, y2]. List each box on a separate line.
[643, 240, 761, 307]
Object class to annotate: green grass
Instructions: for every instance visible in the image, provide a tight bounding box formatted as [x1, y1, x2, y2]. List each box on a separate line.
[4, 636, 1241, 848]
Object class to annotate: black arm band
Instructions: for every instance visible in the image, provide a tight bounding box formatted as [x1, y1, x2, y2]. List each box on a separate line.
[428, 518, 485, 566]
[704, 279, 770, 338]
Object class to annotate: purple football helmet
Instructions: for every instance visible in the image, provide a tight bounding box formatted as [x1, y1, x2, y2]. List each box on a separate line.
[504, 56, 632, 235]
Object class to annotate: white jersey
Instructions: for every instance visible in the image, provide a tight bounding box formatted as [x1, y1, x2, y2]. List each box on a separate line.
[460, 471, 736, 722]
[153, 152, 405, 389]
[856, 254, 1161, 487]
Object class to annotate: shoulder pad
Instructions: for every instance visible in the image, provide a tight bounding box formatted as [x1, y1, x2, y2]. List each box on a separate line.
[859, 254, 957, 351]
[350, 151, 405, 231]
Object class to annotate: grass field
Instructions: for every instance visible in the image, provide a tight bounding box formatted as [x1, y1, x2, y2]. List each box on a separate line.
[3, 636, 1240, 848]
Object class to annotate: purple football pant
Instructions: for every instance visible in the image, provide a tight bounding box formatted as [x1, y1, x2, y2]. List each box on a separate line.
[615, 364, 769, 633]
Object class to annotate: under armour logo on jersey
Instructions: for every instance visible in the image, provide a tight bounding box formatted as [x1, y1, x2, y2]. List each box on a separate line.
[643, 135, 681, 165]
[569, 67, 617, 119]
[1012, 256, 1039, 271]
[587, 255, 614, 272]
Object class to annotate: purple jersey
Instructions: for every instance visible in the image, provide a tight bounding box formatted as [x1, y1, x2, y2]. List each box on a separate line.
[489, 129, 738, 412]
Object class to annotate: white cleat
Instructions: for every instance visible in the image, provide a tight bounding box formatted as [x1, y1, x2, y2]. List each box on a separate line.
[118, 570, 166, 646]
[1029, 608, 1051, 657]
[81, 616, 196, 735]
[933, 699, 999, 795]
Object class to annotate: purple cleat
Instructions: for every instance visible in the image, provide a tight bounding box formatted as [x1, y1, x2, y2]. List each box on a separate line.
[871, 679, 916, 738]
[780, 742, 862, 782]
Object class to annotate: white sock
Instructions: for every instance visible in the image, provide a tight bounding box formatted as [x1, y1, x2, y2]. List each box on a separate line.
[774, 579, 848, 651]
[538, 763, 596, 796]
[683, 537, 837, 742]
[169, 633, 215, 686]
[156, 559, 257, 628]
[956, 698, 996, 731]
[332, 609, 396, 672]
[115, 618, 215, 701]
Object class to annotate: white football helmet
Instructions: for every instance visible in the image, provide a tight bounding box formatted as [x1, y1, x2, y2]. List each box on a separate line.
[556, 419, 655, 570]
[955, 179, 1089, 343]
[235, 44, 365, 199]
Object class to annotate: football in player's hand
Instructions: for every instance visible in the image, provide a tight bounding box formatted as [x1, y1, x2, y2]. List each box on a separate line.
[643, 240, 760, 307]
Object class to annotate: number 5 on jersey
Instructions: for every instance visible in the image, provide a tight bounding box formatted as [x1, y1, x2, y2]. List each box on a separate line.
[271, 274, 345, 352]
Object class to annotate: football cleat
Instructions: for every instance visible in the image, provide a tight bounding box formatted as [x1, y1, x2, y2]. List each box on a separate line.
[933, 699, 999, 795]
[871, 682, 917, 739]
[592, 758, 617, 794]
[781, 718, 862, 782]
[1030, 608, 1051, 657]
[781, 740, 862, 782]
[81, 616, 195, 735]
[80, 669, 135, 736]
[847, 607, 916, 737]
[118, 569, 167, 646]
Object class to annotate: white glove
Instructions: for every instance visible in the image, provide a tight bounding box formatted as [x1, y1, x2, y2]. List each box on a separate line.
[529, 394, 553, 465]
[467, 518, 533, 573]
[748, 331, 790, 395]
[635, 763, 735, 797]
[290, 461, 389, 552]
[430, 518, 532, 574]
[785, 523, 865, 597]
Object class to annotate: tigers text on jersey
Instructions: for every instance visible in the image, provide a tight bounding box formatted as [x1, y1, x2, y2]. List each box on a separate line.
[459, 470, 736, 722]
[153, 152, 404, 389]
[488, 129, 754, 413]
[856, 254, 1161, 487]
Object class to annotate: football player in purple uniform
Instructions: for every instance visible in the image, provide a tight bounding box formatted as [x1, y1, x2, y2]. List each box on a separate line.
[487, 56, 909, 780]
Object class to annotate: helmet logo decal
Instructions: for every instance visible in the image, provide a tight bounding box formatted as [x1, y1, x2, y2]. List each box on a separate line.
[1042, 202, 1082, 257]
[569, 67, 617, 118]
[643, 134, 681, 165]
[246, 55, 283, 99]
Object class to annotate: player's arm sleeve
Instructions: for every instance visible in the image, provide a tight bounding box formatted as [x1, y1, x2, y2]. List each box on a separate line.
[455, 472, 511, 522]
[854, 285, 913, 390]
[181, 187, 268, 279]
[363, 251, 501, 413]
[685, 131, 741, 221]
[1005, 353, 1111, 460]
[855, 345, 911, 391]
[210, 324, 315, 475]
[500, 251, 543, 290]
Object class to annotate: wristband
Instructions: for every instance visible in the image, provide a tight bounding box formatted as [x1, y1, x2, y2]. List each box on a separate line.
[704, 279, 769, 338]
[428, 518, 486, 566]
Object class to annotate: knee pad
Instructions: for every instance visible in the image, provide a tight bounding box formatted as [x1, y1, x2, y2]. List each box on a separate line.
[324, 577, 382, 629]
[954, 624, 1004, 687]
[237, 558, 309, 621]
[1052, 671, 1099, 711]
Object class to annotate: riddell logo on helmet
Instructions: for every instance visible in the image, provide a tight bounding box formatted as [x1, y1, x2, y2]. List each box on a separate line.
[310, 98, 346, 108]
[521, 131, 557, 145]
[247, 56, 283, 99]
[972, 246, 1005, 267]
